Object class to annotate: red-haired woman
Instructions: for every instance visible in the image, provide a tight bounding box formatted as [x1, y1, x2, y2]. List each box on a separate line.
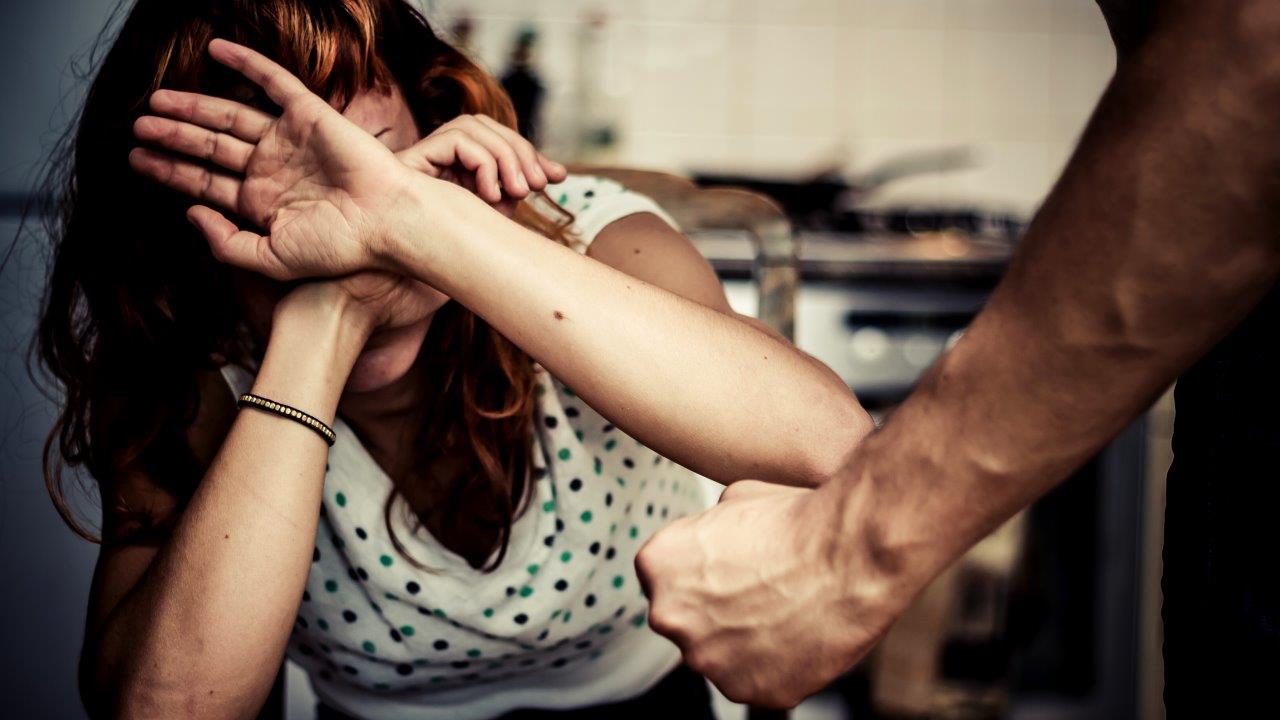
[38, 1, 872, 717]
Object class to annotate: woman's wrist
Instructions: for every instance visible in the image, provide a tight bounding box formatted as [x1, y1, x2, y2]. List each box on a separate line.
[370, 173, 477, 282]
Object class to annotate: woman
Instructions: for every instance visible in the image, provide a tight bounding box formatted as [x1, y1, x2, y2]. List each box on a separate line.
[38, 1, 872, 717]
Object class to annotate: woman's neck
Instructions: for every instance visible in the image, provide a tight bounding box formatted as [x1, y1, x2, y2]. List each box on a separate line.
[337, 359, 431, 477]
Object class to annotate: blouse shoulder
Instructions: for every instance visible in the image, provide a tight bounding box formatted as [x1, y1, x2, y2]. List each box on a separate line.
[545, 174, 680, 254]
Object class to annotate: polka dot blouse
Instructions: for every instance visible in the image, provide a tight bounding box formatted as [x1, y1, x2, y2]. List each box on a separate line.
[219, 176, 710, 720]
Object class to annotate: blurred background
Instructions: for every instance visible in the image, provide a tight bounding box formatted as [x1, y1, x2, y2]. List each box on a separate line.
[0, 1, 1168, 718]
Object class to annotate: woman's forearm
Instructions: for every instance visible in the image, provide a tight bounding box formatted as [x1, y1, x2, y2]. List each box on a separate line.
[88, 292, 368, 719]
[382, 182, 871, 486]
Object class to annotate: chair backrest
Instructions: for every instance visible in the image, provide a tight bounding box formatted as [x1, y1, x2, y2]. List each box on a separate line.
[567, 165, 798, 340]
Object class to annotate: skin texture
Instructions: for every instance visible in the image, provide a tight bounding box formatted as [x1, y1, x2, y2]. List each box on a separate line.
[634, 0, 1280, 708]
[86, 39, 872, 718]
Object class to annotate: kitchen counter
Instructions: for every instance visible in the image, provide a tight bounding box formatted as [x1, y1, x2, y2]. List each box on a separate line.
[692, 229, 1016, 282]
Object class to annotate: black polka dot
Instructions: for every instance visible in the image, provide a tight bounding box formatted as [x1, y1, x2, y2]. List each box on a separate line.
[569, 478, 583, 492]
[537, 629, 550, 641]
[296, 616, 309, 629]
[462, 672, 480, 681]
[342, 665, 358, 675]
[602, 423, 614, 433]
[576, 639, 592, 649]
[302, 590, 311, 602]
[544, 416, 558, 429]
[313, 547, 321, 562]
[555, 579, 569, 591]
[347, 568, 359, 582]
[565, 407, 580, 418]
[342, 610, 357, 623]
[533, 466, 548, 480]
[514, 613, 529, 625]
[406, 581, 420, 595]
[434, 639, 449, 651]
[646, 504, 654, 516]
[357, 567, 369, 581]
[584, 189, 595, 198]
[451, 660, 470, 669]
[589, 541, 601, 555]
[605, 547, 616, 561]
[396, 663, 413, 676]
[552, 657, 569, 668]
[298, 643, 315, 656]
[319, 642, 332, 653]
[319, 669, 333, 682]
[418, 607, 432, 615]
[355, 527, 368, 540]
[585, 594, 596, 607]
[623, 458, 635, 469]
[604, 493, 613, 507]
[653, 456, 662, 466]
[555, 518, 565, 532]
[520, 658, 537, 666]
[544, 534, 556, 547]
[614, 606, 627, 618]
[506, 586, 517, 597]
[390, 628, 402, 642]
[661, 506, 669, 518]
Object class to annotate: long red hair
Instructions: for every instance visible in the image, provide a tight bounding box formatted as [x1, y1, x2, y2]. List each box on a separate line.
[37, 0, 572, 570]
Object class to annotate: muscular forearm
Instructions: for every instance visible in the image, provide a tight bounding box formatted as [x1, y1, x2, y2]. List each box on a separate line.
[829, 2, 1280, 592]
[88, 294, 367, 719]
[382, 182, 870, 486]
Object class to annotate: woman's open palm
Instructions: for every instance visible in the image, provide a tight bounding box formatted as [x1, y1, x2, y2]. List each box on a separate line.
[130, 39, 412, 280]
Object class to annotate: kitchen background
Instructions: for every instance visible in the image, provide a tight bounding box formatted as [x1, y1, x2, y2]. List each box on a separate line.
[0, 1, 1167, 719]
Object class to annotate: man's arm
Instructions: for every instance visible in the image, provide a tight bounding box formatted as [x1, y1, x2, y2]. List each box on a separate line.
[636, 0, 1280, 707]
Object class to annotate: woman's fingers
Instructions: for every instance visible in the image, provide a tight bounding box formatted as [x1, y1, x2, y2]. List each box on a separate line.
[133, 115, 254, 173]
[129, 147, 241, 211]
[187, 205, 291, 279]
[442, 133, 503, 203]
[148, 89, 273, 143]
[207, 38, 312, 109]
[441, 116, 529, 198]
[473, 115, 548, 190]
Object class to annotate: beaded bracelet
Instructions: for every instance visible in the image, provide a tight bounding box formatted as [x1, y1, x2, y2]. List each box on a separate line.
[236, 393, 336, 446]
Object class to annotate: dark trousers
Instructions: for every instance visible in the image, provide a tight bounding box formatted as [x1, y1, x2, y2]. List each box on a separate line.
[316, 665, 715, 720]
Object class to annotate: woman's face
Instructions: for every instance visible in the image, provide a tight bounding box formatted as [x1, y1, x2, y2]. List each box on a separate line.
[234, 82, 450, 393]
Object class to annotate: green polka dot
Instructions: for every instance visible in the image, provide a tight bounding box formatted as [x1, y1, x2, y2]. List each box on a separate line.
[598, 623, 613, 633]
[604, 439, 617, 451]
[371, 602, 381, 613]
[575, 429, 585, 441]
[430, 676, 445, 683]
[593, 457, 603, 475]
[466, 648, 482, 658]
[580, 510, 594, 523]
[324, 579, 338, 593]
[631, 613, 646, 627]
[317, 618, 330, 631]
[488, 661, 502, 670]
[433, 608, 447, 618]
[335, 492, 347, 507]
[384, 592, 397, 600]
[612, 575, 624, 588]
[542, 499, 555, 512]
[562, 611, 573, 623]
[615, 476, 626, 487]
[400, 625, 415, 637]
[558, 448, 571, 461]
[551, 609, 562, 619]
[379, 554, 394, 567]
[560, 550, 572, 563]
[527, 563, 540, 575]
[563, 386, 577, 398]
[629, 525, 639, 539]
[375, 682, 391, 690]
[483, 608, 494, 618]
[519, 585, 534, 598]
[362, 640, 376, 653]
[609, 522, 618, 535]
[673, 481, 681, 492]
[589, 649, 604, 660]
[558, 192, 569, 205]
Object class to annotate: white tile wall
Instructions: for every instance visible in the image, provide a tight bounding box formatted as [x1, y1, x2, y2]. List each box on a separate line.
[420, 0, 1116, 215]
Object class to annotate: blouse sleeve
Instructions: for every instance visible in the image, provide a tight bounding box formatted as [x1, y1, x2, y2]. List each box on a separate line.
[545, 174, 681, 255]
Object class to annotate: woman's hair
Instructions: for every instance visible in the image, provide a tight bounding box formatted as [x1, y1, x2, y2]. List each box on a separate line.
[37, 0, 573, 570]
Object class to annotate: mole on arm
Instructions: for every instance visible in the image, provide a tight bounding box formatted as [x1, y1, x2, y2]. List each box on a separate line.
[553, 310, 565, 320]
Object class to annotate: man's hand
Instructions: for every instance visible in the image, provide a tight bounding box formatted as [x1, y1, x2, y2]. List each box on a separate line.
[635, 479, 914, 708]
